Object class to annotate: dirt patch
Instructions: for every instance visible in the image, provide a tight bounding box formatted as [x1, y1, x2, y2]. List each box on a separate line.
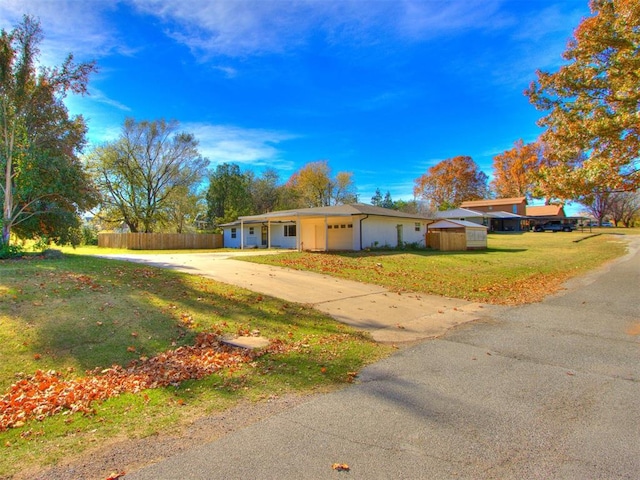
[16, 393, 311, 480]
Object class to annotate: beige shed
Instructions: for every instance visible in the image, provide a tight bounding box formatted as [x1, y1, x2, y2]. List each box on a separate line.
[426, 219, 488, 251]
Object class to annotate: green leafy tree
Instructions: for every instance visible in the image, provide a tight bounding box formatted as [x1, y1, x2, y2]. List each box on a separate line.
[159, 185, 206, 233]
[251, 168, 281, 214]
[1, 15, 98, 245]
[526, 0, 640, 198]
[371, 188, 383, 206]
[286, 160, 356, 207]
[206, 163, 253, 225]
[89, 118, 208, 233]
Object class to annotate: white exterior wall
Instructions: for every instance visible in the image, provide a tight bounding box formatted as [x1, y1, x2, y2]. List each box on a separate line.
[465, 227, 487, 249]
[360, 217, 427, 249]
[223, 224, 297, 249]
[359, 216, 427, 250]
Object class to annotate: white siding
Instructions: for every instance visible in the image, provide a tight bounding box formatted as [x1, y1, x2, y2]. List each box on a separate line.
[465, 227, 487, 249]
[359, 216, 427, 249]
[223, 223, 297, 249]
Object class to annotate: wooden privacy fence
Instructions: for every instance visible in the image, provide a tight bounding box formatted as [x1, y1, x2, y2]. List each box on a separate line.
[426, 231, 467, 252]
[98, 233, 223, 250]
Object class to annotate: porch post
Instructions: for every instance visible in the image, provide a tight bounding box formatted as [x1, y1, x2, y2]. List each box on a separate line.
[268, 220, 272, 249]
[324, 215, 329, 251]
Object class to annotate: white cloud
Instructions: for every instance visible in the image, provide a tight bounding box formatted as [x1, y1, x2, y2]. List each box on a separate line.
[0, 0, 128, 65]
[182, 123, 298, 170]
[124, 0, 510, 59]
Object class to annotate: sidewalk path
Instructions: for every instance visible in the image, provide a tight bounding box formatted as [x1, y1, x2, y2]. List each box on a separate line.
[97, 251, 494, 343]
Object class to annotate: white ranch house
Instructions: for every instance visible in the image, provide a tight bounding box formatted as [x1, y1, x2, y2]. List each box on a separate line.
[221, 204, 431, 251]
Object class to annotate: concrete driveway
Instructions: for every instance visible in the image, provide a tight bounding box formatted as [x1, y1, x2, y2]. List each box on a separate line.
[116, 238, 639, 479]
[97, 250, 494, 343]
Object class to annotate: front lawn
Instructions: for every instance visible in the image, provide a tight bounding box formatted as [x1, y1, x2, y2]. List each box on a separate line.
[240, 232, 630, 304]
[0, 255, 390, 478]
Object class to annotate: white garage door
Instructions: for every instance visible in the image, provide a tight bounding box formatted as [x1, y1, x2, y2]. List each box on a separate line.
[328, 223, 353, 250]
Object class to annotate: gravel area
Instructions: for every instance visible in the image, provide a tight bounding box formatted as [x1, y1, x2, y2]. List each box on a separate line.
[16, 394, 311, 480]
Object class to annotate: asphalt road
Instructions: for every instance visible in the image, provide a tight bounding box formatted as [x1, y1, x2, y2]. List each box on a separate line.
[125, 238, 640, 479]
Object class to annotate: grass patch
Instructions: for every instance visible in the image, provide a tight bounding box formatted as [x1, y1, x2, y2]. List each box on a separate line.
[0, 255, 390, 477]
[240, 231, 630, 304]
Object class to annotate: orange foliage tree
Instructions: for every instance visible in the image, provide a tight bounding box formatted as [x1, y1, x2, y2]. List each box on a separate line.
[413, 156, 488, 210]
[526, 0, 640, 199]
[491, 140, 543, 199]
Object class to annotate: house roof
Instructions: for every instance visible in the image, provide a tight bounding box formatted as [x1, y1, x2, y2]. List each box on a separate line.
[239, 203, 431, 222]
[484, 211, 523, 219]
[435, 208, 485, 218]
[526, 205, 565, 217]
[428, 219, 488, 229]
[436, 208, 523, 219]
[460, 197, 527, 208]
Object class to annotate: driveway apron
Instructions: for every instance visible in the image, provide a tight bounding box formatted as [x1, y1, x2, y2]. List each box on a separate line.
[97, 251, 492, 343]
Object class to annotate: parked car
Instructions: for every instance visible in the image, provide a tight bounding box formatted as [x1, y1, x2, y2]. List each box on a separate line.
[533, 221, 575, 232]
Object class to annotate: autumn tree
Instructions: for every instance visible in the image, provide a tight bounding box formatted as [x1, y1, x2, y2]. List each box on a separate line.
[526, 0, 640, 199]
[206, 163, 253, 225]
[88, 118, 208, 233]
[286, 160, 356, 207]
[413, 156, 488, 210]
[0, 16, 98, 246]
[580, 191, 611, 226]
[608, 191, 640, 227]
[491, 139, 543, 199]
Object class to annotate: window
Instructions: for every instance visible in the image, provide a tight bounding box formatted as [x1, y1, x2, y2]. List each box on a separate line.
[231, 228, 237, 239]
[249, 227, 255, 235]
[512, 205, 517, 214]
[415, 222, 421, 232]
[284, 225, 297, 237]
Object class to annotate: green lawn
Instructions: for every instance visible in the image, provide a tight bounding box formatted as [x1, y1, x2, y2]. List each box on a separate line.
[0, 254, 390, 477]
[240, 231, 631, 304]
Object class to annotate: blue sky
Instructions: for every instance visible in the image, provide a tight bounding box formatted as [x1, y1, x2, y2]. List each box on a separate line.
[1, 0, 591, 208]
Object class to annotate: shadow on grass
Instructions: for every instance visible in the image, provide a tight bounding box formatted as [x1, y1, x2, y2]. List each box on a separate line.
[0, 255, 348, 374]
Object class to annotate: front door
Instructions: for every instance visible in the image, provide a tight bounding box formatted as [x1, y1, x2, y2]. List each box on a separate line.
[261, 226, 268, 247]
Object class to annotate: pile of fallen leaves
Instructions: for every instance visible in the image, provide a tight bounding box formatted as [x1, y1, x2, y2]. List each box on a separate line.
[0, 333, 288, 431]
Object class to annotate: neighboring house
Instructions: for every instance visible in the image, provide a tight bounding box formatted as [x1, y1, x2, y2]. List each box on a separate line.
[436, 206, 524, 232]
[222, 204, 431, 251]
[460, 197, 528, 216]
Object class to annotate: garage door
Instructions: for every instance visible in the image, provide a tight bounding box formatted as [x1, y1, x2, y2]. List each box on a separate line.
[328, 223, 353, 250]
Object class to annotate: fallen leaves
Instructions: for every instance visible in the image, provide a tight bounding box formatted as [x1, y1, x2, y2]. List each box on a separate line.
[0, 333, 290, 431]
[332, 463, 350, 471]
[105, 471, 126, 480]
